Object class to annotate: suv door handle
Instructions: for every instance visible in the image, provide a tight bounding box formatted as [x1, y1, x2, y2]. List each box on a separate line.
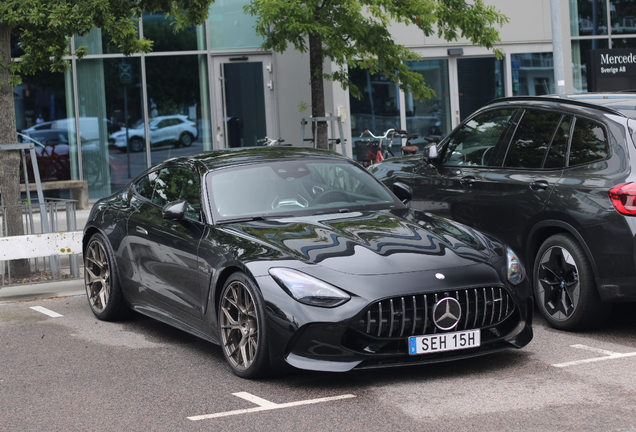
[136, 226, 148, 235]
[530, 180, 549, 191]
[460, 176, 476, 186]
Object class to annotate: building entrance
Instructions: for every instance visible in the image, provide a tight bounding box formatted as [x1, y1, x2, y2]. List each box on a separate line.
[212, 55, 274, 148]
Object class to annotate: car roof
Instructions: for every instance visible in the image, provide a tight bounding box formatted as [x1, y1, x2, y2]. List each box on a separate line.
[490, 93, 636, 118]
[166, 146, 348, 171]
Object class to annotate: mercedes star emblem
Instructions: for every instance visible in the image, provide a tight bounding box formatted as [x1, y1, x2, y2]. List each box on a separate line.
[432, 297, 462, 330]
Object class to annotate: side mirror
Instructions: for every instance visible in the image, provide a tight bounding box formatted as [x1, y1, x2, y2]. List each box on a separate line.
[392, 182, 413, 205]
[424, 144, 439, 164]
[163, 200, 187, 220]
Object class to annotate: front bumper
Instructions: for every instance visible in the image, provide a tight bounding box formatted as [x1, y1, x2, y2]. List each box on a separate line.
[257, 273, 534, 372]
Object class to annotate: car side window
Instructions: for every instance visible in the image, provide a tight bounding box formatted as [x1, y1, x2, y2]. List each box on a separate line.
[568, 118, 609, 166]
[152, 166, 202, 221]
[442, 108, 515, 167]
[504, 109, 564, 169]
[544, 115, 572, 169]
[135, 170, 160, 200]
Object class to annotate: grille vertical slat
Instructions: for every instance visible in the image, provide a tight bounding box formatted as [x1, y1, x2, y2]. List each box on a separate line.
[400, 297, 406, 337]
[377, 302, 383, 337]
[355, 286, 515, 339]
[411, 296, 417, 335]
[389, 299, 395, 337]
[422, 295, 428, 335]
[481, 288, 487, 328]
[473, 289, 479, 328]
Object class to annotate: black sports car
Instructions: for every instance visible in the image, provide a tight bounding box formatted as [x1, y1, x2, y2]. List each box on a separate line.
[83, 147, 533, 378]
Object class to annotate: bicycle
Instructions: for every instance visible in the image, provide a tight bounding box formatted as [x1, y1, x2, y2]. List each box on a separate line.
[257, 136, 289, 146]
[356, 128, 420, 166]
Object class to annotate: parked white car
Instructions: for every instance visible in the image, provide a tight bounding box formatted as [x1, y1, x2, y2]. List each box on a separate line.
[109, 115, 198, 152]
[23, 117, 114, 143]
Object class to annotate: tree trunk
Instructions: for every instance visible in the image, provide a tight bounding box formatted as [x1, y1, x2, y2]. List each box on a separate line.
[308, 32, 329, 150]
[0, 24, 30, 279]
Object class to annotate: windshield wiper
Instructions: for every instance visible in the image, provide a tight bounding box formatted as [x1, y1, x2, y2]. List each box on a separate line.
[216, 215, 293, 225]
[312, 208, 351, 216]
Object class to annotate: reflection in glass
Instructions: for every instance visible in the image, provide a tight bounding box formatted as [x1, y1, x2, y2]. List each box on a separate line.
[349, 68, 401, 140]
[511, 53, 554, 96]
[610, 0, 636, 35]
[505, 110, 563, 169]
[76, 58, 145, 197]
[208, 0, 262, 49]
[611, 37, 636, 48]
[75, 27, 135, 55]
[145, 55, 210, 165]
[404, 60, 451, 142]
[142, 13, 202, 51]
[570, 0, 608, 36]
[457, 57, 504, 121]
[14, 70, 75, 192]
[571, 39, 609, 93]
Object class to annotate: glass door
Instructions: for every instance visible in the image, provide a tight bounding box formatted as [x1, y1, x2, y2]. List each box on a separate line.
[457, 57, 504, 121]
[212, 55, 274, 148]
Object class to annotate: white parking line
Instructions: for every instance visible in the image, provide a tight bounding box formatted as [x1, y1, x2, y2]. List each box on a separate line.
[29, 306, 63, 318]
[553, 344, 636, 368]
[188, 392, 356, 421]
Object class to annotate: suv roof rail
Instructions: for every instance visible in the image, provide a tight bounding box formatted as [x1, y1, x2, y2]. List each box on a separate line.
[488, 94, 633, 117]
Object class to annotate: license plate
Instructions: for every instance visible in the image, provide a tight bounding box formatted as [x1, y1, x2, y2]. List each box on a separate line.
[408, 329, 480, 355]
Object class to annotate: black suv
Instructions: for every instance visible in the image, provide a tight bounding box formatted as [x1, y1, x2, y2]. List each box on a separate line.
[370, 94, 636, 330]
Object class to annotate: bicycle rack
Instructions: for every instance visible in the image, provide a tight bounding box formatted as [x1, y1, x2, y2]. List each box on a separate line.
[0, 143, 51, 234]
[299, 116, 346, 153]
[0, 143, 58, 276]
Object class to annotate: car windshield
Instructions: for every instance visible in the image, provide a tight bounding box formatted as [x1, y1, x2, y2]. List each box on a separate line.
[208, 158, 401, 221]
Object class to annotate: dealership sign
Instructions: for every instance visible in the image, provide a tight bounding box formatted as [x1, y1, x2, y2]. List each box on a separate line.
[587, 48, 636, 91]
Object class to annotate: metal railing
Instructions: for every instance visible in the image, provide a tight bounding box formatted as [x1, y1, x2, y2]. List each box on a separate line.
[0, 199, 81, 286]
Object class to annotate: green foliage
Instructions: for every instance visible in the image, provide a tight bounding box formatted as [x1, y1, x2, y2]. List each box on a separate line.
[245, 0, 508, 100]
[0, 0, 213, 86]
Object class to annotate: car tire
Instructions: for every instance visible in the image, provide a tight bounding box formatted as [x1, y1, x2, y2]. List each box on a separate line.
[533, 233, 611, 331]
[219, 272, 270, 379]
[179, 132, 193, 147]
[84, 233, 128, 321]
[130, 137, 144, 152]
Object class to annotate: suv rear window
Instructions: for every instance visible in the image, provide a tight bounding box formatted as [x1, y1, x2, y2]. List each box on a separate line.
[568, 118, 608, 166]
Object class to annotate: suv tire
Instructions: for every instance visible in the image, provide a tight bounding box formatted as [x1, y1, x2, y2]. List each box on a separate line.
[533, 234, 611, 331]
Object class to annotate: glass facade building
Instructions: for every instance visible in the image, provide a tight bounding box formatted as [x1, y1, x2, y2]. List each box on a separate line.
[570, 0, 636, 92]
[15, 0, 620, 201]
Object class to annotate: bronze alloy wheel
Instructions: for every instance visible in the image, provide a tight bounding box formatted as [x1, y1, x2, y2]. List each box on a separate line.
[84, 234, 127, 321]
[85, 238, 110, 314]
[219, 273, 268, 378]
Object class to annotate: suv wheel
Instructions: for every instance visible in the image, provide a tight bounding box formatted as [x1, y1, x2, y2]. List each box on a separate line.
[533, 233, 611, 331]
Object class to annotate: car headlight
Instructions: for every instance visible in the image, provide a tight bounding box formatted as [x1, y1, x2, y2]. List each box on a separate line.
[269, 268, 350, 307]
[506, 247, 526, 285]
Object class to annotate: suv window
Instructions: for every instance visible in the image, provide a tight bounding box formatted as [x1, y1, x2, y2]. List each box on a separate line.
[504, 109, 565, 169]
[544, 115, 572, 169]
[568, 118, 608, 166]
[443, 108, 515, 166]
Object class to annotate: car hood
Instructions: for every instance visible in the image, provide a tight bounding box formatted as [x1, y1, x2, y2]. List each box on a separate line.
[222, 210, 501, 276]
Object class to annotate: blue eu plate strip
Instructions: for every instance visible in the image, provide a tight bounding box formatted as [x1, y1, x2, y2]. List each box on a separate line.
[408, 337, 416, 355]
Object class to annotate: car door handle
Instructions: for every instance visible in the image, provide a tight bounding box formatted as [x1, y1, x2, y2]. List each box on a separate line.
[530, 180, 549, 191]
[460, 176, 476, 186]
[135, 226, 148, 235]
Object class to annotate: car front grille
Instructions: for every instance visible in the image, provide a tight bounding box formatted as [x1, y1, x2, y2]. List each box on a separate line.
[352, 287, 515, 339]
